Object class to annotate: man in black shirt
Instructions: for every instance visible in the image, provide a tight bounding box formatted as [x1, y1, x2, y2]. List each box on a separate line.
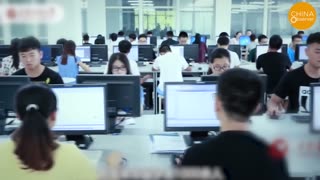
[181, 69, 289, 180]
[161, 31, 178, 46]
[268, 32, 320, 115]
[12, 36, 64, 85]
[256, 35, 291, 94]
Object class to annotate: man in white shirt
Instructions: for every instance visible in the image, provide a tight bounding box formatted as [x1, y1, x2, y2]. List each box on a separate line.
[104, 40, 140, 75]
[217, 36, 241, 68]
[152, 45, 191, 95]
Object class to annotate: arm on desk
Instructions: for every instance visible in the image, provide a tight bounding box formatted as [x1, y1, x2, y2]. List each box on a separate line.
[267, 94, 285, 117]
[78, 62, 91, 72]
[140, 74, 152, 84]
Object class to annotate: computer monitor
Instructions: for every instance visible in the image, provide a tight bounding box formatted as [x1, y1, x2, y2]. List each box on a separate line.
[113, 45, 139, 61]
[76, 46, 91, 62]
[256, 45, 282, 59]
[148, 36, 157, 46]
[0, 76, 30, 84]
[76, 75, 141, 117]
[40, 45, 52, 63]
[163, 36, 178, 41]
[138, 45, 154, 61]
[90, 45, 108, 62]
[281, 44, 288, 54]
[228, 45, 241, 59]
[50, 84, 108, 134]
[190, 36, 207, 44]
[302, 35, 308, 43]
[295, 44, 308, 62]
[172, 45, 199, 62]
[0, 45, 10, 60]
[201, 74, 267, 110]
[164, 82, 219, 145]
[311, 83, 320, 133]
[239, 36, 250, 46]
[170, 45, 184, 57]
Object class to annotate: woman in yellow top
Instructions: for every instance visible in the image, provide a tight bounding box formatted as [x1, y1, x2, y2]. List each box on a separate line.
[0, 84, 97, 180]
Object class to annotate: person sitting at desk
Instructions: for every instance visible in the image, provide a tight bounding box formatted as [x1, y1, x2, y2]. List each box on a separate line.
[178, 31, 189, 45]
[0, 84, 96, 180]
[248, 34, 268, 62]
[138, 34, 148, 44]
[12, 36, 64, 85]
[0, 38, 23, 75]
[217, 36, 240, 68]
[207, 48, 230, 75]
[268, 32, 320, 116]
[287, 34, 302, 63]
[192, 33, 207, 63]
[56, 40, 90, 78]
[230, 31, 242, 45]
[256, 35, 291, 94]
[161, 31, 178, 46]
[82, 33, 91, 45]
[180, 68, 289, 180]
[152, 45, 191, 96]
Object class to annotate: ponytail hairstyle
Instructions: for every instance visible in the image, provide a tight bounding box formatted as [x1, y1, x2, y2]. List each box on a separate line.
[13, 84, 58, 171]
[61, 40, 76, 65]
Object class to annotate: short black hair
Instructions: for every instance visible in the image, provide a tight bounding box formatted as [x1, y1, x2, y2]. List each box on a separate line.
[94, 35, 105, 45]
[178, 31, 188, 38]
[83, 33, 89, 41]
[18, 36, 41, 52]
[297, 31, 305, 35]
[118, 31, 125, 36]
[147, 31, 152, 35]
[291, 34, 302, 42]
[306, 32, 320, 45]
[118, 40, 132, 54]
[159, 45, 171, 53]
[246, 29, 252, 33]
[138, 34, 147, 40]
[209, 48, 231, 64]
[56, 38, 67, 46]
[217, 68, 263, 121]
[129, 33, 137, 40]
[269, 35, 282, 50]
[217, 36, 230, 46]
[107, 53, 132, 75]
[250, 34, 256, 41]
[219, 32, 229, 37]
[258, 34, 268, 42]
[110, 33, 118, 41]
[166, 31, 174, 37]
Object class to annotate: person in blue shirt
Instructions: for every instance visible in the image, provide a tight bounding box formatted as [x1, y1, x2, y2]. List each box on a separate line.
[56, 40, 90, 78]
[287, 34, 302, 63]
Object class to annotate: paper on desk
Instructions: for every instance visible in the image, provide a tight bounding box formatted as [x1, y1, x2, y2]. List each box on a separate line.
[149, 133, 187, 154]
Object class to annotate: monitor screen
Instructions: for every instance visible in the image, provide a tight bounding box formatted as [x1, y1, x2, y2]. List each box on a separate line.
[0, 45, 11, 60]
[113, 45, 139, 61]
[256, 45, 282, 59]
[295, 44, 308, 62]
[228, 45, 241, 59]
[190, 36, 207, 44]
[148, 36, 157, 46]
[51, 85, 108, 134]
[76, 46, 91, 62]
[170, 46, 184, 57]
[311, 84, 320, 133]
[90, 45, 108, 62]
[165, 82, 219, 131]
[239, 36, 250, 46]
[40, 45, 52, 62]
[76, 75, 141, 117]
[0, 83, 26, 116]
[51, 45, 63, 60]
[183, 45, 199, 62]
[302, 35, 308, 43]
[138, 45, 154, 61]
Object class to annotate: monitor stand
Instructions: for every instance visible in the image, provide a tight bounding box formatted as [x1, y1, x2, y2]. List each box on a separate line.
[108, 116, 124, 134]
[183, 131, 211, 146]
[66, 135, 93, 150]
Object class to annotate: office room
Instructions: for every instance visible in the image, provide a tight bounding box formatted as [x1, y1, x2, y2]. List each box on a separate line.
[0, 0, 319, 179]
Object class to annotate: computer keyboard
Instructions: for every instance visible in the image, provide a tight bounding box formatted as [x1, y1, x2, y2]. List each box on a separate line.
[291, 115, 310, 123]
[89, 64, 102, 67]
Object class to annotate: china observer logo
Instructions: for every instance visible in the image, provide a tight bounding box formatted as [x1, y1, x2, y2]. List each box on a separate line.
[288, 2, 317, 30]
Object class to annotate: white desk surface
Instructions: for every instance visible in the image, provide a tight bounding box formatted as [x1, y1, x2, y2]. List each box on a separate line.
[1, 114, 319, 177]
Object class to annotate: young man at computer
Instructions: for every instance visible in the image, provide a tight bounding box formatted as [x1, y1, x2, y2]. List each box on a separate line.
[180, 68, 289, 180]
[207, 48, 231, 75]
[152, 45, 191, 96]
[161, 31, 178, 46]
[268, 32, 320, 116]
[178, 31, 189, 45]
[12, 36, 64, 85]
[217, 36, 240, 68]
[248, 34, 268, 62]
[287, 34, 302, 63]
[256, 35, 291, 94]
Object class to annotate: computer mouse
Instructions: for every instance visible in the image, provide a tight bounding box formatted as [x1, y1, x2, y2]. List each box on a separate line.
[198, 67, 202, 70]
[269, 114, 279, 120]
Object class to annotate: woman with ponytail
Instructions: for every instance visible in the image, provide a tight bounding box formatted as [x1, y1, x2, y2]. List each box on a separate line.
[0, 84, 96, 180]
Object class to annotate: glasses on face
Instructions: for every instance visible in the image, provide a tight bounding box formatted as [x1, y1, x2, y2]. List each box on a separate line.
[112, 66, 127, 72]
[212, 65, 230, 71]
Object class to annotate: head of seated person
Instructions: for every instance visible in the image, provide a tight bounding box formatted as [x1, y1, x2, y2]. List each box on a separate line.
[18, 36, 42, 71]
[56, 38, 67, 46]
[216, 68, 263, 125]
[178, 31, 188, 45]
[166, 31, 174, 39]
[208, 48, 230, 75]
[60, 40, 76, 65]
[109, 33, 118, 42]
[217, 36, 230, 49]
[158, 45, 171, 56]
[138, 34, 148, 44]
[107, 52, 132, 75]
[118, 40, 132, 54]
[268, 35, 282, 52]
[13, 84, 58, 171]
[258, 34, 268, 45]
[306, 32, 320, 67]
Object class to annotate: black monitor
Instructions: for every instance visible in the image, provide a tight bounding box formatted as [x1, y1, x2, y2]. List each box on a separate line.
[40, 45, 63, 65]
[172, 45, 199, 62]
[164, 82, 219, 145]
[295, 44, 308, 62]
[228, 45, 241, 59]
[76, 75, 141, 117]
[0, 45, 10, 60]
[90, 45, 108, 62]
[282, 44, 288, 54]
[310, 83, 320, 133]
[138, 45, 154, 61]
[201, 74, 267, 112]
[207, 45, 217, 62]
[190, 35, 207, 44]
[148, 36, 157, 46]
[0, 76, 30, 117]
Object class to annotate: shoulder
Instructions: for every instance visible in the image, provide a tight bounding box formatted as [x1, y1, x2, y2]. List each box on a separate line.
[2, 55, 13, 62]
[12, 68, 26, 75]
[44, 67, 59, 75]
[0, 139, 14, 150]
